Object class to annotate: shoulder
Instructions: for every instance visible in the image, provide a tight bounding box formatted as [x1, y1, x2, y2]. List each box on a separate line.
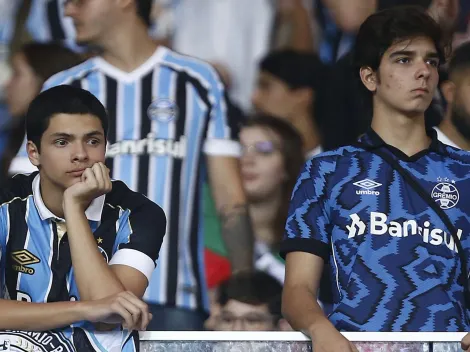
[42, 59, 98, 89]
[441, 144, 470, 165]
[159, 47, 222, 86]
[0, 173, 35, 208]
[105, 180, 165, 219]
[306, 145, 366, 174]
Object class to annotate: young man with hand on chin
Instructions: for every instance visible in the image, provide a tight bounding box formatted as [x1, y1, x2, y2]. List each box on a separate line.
[0, 85, 166, 352]
[281, 6, 470, 352]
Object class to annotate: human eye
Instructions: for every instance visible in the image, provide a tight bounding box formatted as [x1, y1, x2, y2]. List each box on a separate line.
[54, 139, 68, 147]
[87, 138, 101, 146]
[426, 58, 440, 67]
[396, 57, 410, 64]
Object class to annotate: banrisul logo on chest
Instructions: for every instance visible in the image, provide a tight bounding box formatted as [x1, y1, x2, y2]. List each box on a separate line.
[432, 177, 459, 209]
[346, 212, 462, 253]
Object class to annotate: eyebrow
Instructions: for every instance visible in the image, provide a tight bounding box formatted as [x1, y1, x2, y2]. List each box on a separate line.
[49, 131, 104, 139]
[389, 50, 440, 59]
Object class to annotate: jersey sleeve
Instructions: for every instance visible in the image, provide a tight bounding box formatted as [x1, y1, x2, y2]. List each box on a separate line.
[109, 193, 166, 282]
[280, 157, 337, 262]
[202, 67, 241, 158]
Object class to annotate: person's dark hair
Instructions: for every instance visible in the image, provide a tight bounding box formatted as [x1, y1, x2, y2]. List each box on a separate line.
[26, 85, 108, 151]
[20, 42, 84, 83]
[354, 6, 448, 73]
[136, 0, 152, 27]
[218, 271, 283, 321]
[242, 115, 304, 247]
[259, 49, 325, 92]
[352, 6, 450, 114]
[448, 42, 470, 78]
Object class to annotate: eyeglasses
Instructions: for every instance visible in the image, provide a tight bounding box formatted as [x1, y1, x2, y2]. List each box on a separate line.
[217, 312, 275, 329]
[241, 141, 280, 156]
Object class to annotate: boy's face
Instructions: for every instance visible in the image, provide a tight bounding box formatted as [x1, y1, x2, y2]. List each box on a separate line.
[28, 113, 106, 192]
[216, 299, 276, 331]
[251, 71, 310, 120]
[363, 36, 440, 117]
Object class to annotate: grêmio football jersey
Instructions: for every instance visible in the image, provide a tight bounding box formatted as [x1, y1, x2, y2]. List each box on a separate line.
[281, 128, 470, 331]
[0, 172, 166, 351]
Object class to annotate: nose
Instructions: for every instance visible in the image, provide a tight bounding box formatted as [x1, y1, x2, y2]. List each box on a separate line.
[415, 59, 431, 80]
[240, 147, 256, 166]
[72, 142, 89, 162]
[64, 1, 77, 17]
[251, 89, 261, 108]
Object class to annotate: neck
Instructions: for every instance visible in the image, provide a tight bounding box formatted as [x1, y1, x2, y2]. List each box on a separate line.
[371, 103, 430, 156]
[439, 113, 470, 150]
[290, 111, 321, 156]
[99, 19, 159, 72]
[249, 191, 283, 246]
[39, 174, 65, 219]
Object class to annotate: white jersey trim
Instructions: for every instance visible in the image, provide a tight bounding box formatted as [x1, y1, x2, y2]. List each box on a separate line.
[204, 139, 241, 157]
[94, 46, 168, 83]
[109, 248, 156, 282]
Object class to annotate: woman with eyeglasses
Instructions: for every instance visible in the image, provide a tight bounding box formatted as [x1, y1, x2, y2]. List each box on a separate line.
[239, 115, 304, 283]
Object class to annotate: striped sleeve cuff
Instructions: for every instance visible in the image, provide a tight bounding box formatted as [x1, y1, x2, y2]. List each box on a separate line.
[279, 238, 330, 262]
[203, 139, 241, 157]
[109, 248, 156, 282]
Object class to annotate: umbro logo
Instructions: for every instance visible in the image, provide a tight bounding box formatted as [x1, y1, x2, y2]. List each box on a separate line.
[353, 178, 382, 195]
[11, 250, 40, 275]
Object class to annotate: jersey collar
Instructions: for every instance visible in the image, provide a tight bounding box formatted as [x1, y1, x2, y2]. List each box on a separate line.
[357, 127, 446, 160]
[32, 174, 105, 222]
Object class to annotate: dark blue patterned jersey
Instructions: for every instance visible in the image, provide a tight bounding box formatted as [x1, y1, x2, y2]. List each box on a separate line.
[280, 128, 470, 332]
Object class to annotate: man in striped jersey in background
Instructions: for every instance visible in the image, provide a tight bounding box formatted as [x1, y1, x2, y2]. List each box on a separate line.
[43, 0, 254, 330]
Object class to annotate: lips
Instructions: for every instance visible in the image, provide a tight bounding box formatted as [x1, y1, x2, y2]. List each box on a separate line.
[412, 87, 429, 94]
[67, 168, 86, 177]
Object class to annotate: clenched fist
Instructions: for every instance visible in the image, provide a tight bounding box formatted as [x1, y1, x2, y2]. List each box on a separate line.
[63, 162, 112, 211]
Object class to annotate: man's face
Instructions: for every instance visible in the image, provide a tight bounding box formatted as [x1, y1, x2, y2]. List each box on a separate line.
[251, 72, 308, 121]
[216, 299, 276, 331]
[450, 73, 470, 140]
[64, 0, 117, 45]
[29, 113, 106, 192]
[368, 36, 440, 116]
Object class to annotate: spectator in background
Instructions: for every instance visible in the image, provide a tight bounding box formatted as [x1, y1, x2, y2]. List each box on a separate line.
[43, 0, 253, 331]
[252, 50, 326, 159]
[5, 42, 84, 180]
[436, 42, 470, 149]
[213, 271, 289, 331]
[240, 115, 304, 283]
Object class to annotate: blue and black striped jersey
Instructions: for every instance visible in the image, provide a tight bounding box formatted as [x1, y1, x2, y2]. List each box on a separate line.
[43, 46, 240, 313]
[0, 172, 166, 351]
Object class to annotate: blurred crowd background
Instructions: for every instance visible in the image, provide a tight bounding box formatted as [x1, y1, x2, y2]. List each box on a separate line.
[0, 0, 469, 332]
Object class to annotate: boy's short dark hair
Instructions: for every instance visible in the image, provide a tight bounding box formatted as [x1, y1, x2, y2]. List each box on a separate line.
[26, 85, 108, 151]
[259, 49, 326, 91]
[136, 0, 152, 27]
[448, 42, 470, 79]
[218, 271, 283, 319]
[353, 6, 449, 73]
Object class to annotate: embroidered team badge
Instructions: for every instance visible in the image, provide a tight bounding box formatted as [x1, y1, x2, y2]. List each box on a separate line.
[147, 98, 178, 123]
[431, 177, 459, 210]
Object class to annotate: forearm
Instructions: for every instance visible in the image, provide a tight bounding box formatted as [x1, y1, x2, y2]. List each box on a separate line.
[219, 203, 254, 272]
[0, 299, 85, 331]
[64, 202, 125, 300]
[282, 285, 335, 338]
[208, 156, 254, 272]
